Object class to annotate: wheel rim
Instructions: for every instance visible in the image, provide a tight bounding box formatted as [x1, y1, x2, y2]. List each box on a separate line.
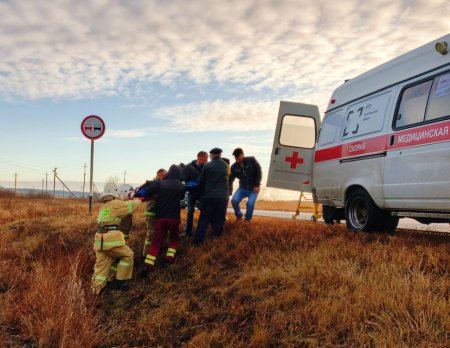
[348, 197, 368, 229]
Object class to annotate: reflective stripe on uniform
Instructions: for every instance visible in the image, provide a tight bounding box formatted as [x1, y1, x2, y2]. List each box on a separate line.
[144, 254, 156, 266]
[166, 248, 176, 257]
[144, 259, 155, 266]
[97, 208, 121, 224]
[110, 266, 117, 272]
[94, 275, 107, 281]
[127, 200, 133, 214]
[144, 211, 156, 217]
[144, 240, 150, 246]
[119, 261, 131, 267]
[94, 240, 125, 247]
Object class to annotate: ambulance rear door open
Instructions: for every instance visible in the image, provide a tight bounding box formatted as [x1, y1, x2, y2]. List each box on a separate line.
[267, 101, 321, 192]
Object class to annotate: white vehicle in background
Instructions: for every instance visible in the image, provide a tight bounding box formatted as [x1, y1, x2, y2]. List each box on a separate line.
[267, 34, 450, 233]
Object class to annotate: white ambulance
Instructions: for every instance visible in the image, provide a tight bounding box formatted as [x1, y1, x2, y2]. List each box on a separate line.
[268, 34, 450, 233]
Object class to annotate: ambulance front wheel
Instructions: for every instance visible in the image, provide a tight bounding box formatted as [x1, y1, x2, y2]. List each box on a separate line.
[345, 189, 379, 232]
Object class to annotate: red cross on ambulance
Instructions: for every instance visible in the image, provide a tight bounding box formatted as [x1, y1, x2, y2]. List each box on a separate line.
[285, 151, 304, 169]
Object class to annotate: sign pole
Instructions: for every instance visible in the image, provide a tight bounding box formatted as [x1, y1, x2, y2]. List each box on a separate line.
[89, 139, 94, 215]
[81, 115, 105, 215]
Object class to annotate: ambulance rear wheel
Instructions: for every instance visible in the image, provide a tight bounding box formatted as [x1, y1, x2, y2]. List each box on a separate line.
[345, 189, 379, 232]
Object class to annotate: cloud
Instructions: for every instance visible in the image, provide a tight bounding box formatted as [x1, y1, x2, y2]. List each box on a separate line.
[155, 99, 279, 132]
[0, 0, 449, 102]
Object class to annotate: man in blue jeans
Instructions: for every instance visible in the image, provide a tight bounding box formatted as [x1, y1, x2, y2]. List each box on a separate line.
[230, 148, 262, 222]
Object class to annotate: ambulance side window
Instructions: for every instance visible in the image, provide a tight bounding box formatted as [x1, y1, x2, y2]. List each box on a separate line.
[318, 111, 342, 147]
[279, 115, 316, 149]
[394, 80, 433, 128]
[425, 72, 450, 121]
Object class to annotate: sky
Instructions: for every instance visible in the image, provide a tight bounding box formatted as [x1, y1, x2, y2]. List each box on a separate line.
[0, 0, 449, 198]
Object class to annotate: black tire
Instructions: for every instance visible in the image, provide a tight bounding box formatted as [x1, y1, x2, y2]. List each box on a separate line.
[378, 211, 399, 234]
[345, 189, 380, 232]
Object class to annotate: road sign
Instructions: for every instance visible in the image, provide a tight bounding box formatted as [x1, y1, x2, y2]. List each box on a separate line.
[81, 115, 106, 214]
[81, 115, 105, 140]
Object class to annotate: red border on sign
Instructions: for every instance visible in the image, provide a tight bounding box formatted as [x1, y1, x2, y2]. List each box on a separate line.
[81, 115, 106, 140]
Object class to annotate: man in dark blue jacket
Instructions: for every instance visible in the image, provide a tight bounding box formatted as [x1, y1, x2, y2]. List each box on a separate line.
[181, 151, 208, 236]
[193, 147, 230, 245]
[230, 148, 262, 222]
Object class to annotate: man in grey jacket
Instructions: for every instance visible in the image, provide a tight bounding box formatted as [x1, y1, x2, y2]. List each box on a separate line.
[193, 147, 230, 245]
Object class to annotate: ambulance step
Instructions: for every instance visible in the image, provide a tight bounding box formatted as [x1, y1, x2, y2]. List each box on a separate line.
[392, 211, 450, 219]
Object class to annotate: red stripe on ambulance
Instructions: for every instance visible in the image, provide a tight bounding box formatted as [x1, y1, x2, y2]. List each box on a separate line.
[315, 120, 450, 163]
[389, 120, 450, 150]
[314, 135, 386, 162]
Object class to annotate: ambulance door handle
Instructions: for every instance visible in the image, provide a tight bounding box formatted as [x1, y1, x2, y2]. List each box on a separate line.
[275, 147, 280, 155]
[389, 135, 395, 146]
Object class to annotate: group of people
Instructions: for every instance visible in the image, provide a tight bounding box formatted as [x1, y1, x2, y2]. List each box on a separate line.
[91, 147, 262, 294]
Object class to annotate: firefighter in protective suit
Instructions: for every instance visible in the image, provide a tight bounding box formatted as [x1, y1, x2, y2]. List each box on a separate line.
[118, 184, 135, 240]
[91, 183, 141, 294]
[106, 184, 135, 282]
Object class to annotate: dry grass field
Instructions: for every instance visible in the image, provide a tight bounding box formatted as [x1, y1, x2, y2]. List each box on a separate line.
[0, 192, 449, 347]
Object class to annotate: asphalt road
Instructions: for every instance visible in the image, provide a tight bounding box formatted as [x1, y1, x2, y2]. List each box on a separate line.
[227, 208, 450, 233]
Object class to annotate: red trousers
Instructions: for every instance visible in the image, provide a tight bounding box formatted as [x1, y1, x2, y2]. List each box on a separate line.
[144, 218, 180, 268]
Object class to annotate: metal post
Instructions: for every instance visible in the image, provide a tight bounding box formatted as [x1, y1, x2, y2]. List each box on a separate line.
[53, 168, 57, 198]
[89, 139, 94, 214]
[83, 163, 87, 198]
[14, 172, 17, 195]
[45, 172, 48, 195]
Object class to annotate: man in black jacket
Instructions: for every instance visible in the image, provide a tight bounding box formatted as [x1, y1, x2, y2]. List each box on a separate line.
[140, 165, 186, 276]
[230, 148, 262, 222]
[193, 147, 230, 245]
[181, 151, 208, 236]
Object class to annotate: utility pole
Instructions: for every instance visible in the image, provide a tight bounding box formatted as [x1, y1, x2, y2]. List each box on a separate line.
[53, 167, 57, 198]
[54, 171, 77, 199]
[83, 163, 87, 198]
[14, 172, 17, 195]
[42, 178, 44, 195]
[45, 172, 48, 195]
[123, 170, 127, 184]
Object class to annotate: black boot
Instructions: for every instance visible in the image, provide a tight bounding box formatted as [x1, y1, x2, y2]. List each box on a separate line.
[139, 267, 150, 279]
[112, 279, 130, 291]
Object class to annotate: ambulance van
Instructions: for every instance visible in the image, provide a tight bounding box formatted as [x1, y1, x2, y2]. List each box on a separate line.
[267, 34, 450, 233]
